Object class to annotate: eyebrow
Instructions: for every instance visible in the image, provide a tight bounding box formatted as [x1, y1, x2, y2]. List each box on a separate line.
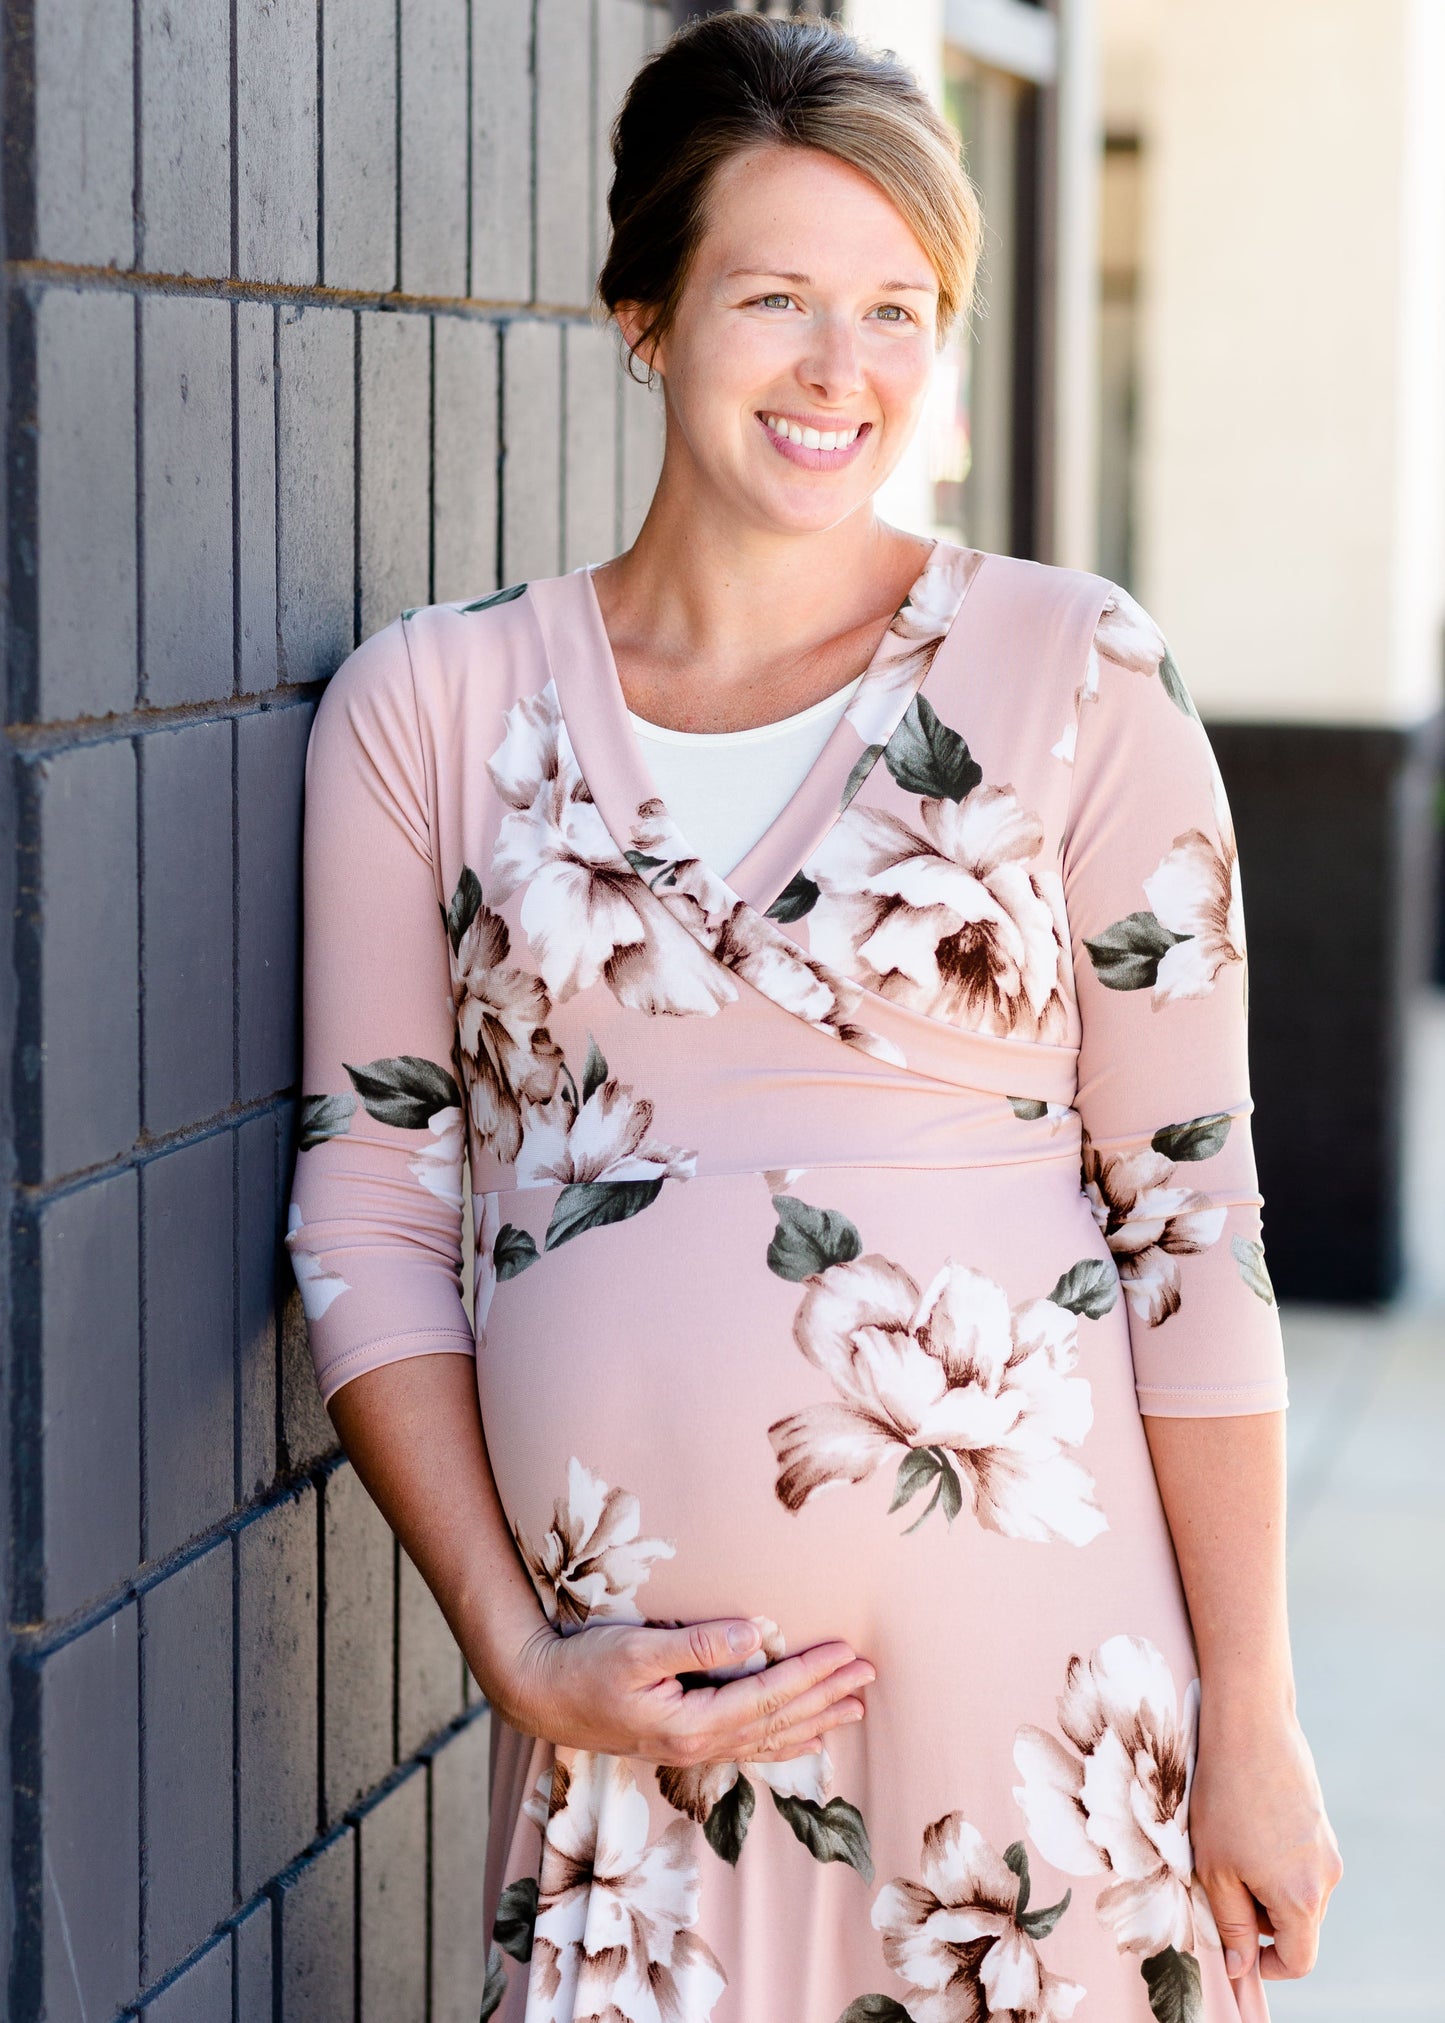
[726, 267, 936, 293]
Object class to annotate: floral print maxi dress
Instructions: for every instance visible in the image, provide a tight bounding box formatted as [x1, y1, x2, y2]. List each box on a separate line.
[288, 542, 1286, 2023]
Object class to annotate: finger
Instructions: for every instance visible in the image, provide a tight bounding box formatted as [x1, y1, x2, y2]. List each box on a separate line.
[637, 1618, 774, 1680]
[1259, 1901, 1321, 1981]
[709, 1641, 862, 1723]
[746, 1696, 868, 1759]
[1203, 1871, 1266, 1981]
[730, 1660, 876, 1755]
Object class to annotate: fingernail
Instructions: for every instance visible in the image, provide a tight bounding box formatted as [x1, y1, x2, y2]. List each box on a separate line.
[1225, 1950, 1244, 1978]
[726, 1623, 758, 1654]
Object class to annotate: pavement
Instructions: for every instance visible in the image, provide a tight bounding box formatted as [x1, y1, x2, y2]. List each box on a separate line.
[1267, 988, 1445, 2020]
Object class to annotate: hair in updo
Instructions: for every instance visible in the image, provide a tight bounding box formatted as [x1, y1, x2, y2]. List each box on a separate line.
[598, 12, 982, 375]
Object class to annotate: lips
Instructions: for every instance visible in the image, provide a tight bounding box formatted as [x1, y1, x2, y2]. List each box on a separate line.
[757, 411, 872, 470]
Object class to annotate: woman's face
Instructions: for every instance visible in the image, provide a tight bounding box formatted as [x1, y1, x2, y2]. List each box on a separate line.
[638, 144, 941, 538]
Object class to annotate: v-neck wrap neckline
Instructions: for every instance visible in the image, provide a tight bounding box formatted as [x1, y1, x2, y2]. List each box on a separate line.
[524, 541, 1083, 1108]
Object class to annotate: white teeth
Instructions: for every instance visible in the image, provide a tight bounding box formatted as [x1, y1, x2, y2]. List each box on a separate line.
[763, 415, 863, 450]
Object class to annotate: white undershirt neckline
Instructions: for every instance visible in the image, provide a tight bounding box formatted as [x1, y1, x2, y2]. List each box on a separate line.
[627, 672, 866, 880]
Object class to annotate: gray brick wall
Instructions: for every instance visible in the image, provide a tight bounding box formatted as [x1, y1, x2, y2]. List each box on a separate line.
[0, 2, 670, 2015]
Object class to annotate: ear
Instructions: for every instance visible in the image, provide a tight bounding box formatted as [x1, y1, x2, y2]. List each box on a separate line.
[613, 302, 665, 383]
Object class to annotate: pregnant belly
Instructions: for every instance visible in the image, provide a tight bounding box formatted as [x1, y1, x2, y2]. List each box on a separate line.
[475, 1157, 1139, 1652]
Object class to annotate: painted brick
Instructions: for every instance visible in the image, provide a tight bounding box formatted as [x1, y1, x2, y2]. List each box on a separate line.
[37, 288, 138, 721]
[138, 1932, 231, 2021]
[37, 738, 139, 1179]
[139, 720, 234, 1134]
[142, 1132, 235, 1560]
[501, 319, 563, 582]
[237, 0, 319, 285]
[277, 305, 355, 681]
[237, 1111, 281, 1500]
[397, 1547, 464, 1759]
[400, 0, 469, 298]
[280, 1284, 336, 1472]
[38, 1169, 140, 1618]
[40, 1606, 140, 2021]
[323, 1464, 396, 1824]
[471, 0, 534, 301]
[430, 1711, 492, 2023]
[619, 360, 664, 544]
[139, 0, 231, 278]
[359, 313, 431, 639]
[232, 1898, 274, 2023]
[358, 1765, 427, 2023]
[279, 1826, 355, 2023]
[564, 320, 620, 568]
[322, 0, 397, 292]
[141, 1542, 234, 1980]
[535, 0, 595, 309]
[237, 702, 313, 1101]
[594, 0, 649, 275]
[433, 316, 499, 603]
[141, 296, 234, 707]
[237, 303, 280, 692]
[236, 1487, 319, 1900]
[644, 0, 670, 52]
[34, 0, 134, 267]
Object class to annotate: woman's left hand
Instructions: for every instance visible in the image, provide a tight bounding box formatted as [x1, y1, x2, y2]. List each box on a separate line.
[1189, 1698, 1344, 1983]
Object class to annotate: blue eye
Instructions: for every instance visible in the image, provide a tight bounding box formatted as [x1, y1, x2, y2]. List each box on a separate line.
[758, 293, 791, 310]
[873, 304, 906, 322]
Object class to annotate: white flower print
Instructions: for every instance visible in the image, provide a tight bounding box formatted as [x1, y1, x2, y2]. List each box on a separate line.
[285, 1205, 351, 1320]
[770, 1256, 1105, 1546]
[489, 683, 737, 1017]
[657, 1735, 831, 1830]
[844, 545, 985, 747]
[529, 1753, 726, 2023]
[712, 900, 904, 1064]
[1053, 586, 1173, 764]
[516, 1075, 696, 1191]
[516, 1458, 675, 1631]
[1082, 1139, 1226, 1327]
[870, 1813, 1085, 2023]
[804, 790, 1070, 1041]
[474, 1188, 501, 1336]
[1141, 768, 1245, 1003]
[450, 896, 563, 1161]
[407, 1105, 465, 1206]
[1013, 1635, 1219, 1959]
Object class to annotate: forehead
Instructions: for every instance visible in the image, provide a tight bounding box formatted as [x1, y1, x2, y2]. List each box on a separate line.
[696, 144, 935, 284]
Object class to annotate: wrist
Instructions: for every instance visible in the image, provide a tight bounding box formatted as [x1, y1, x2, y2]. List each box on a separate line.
[1198, 1665, 1297, 1732]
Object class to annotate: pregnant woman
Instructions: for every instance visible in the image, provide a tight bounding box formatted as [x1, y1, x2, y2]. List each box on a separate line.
[288, 15, 1340, 2021]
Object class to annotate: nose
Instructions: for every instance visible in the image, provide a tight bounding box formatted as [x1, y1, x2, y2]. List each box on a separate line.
[797, 312, 865, 405]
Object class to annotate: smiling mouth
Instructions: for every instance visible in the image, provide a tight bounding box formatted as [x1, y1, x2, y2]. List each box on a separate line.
[759, 411, 869, 452]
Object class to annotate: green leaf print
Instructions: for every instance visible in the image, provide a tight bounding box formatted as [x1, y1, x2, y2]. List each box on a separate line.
[841, 742, 885, 811]
[581, 1034, 609, 1106]
[492, 1876, 538, 1961]
[1232, 1233, 1277, 1305]
[767, 1195, 863, 1280]
[1151, 1112, 1232, 1162]
[625, 849, 666, 874]
[1158, 648, 1201, 722]
[835, 2001, 915, 2023]
[494, 1224, 540, 1280]
[478, 1940, 509, 2020]
[889, 1447, 940, 1514]
[891, 1448, 964, 1534]
[344, 1054, 463, 1128]
[770, 1792, 875, 1881]
[766, 870, 820, 922]
[446, 865, 483, 952]
[1018, 1890, 1072, 1941]
[1007, 1095, 1050, 1121]
[298, 1092, 356, 1151]
[883, 694, 982, 803]
[1003, 1840, 1030, 1913]
[1048, 1257, 1120, 1319]
[1084, 910, 1192, 991]
[703, 1773, 755, 1865]
[544, 1178, 665, 1251]
[1142, 1946, 1203, 2023]
[459, 581, 527, 613]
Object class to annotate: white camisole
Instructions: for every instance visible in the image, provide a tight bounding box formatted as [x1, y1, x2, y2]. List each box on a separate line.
[627, 672, 866, 880]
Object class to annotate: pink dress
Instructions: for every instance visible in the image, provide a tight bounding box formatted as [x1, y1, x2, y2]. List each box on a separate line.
[288, 542, 1286, 2023]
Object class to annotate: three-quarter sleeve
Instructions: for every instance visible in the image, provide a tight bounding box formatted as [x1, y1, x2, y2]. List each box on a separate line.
[286, 615, 476, 1408]
[1061, 588, 1288, 1416]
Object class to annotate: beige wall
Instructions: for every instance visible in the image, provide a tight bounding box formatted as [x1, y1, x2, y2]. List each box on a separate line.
[1119, 0, 1445, 724]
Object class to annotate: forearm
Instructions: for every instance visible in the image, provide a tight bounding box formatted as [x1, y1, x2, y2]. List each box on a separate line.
[327, 1351, 551, 1724]
[1142, 1409, 1295, 1716]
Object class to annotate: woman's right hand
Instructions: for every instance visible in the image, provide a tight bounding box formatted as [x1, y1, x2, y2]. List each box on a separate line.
[503, 1616, 875, 1766]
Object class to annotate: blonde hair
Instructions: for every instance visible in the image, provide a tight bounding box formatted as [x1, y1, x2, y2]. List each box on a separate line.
[598, 12, 982, 370]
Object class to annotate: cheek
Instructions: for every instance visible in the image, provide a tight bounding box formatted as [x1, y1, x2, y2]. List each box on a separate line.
[872, 339, 937, 421]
